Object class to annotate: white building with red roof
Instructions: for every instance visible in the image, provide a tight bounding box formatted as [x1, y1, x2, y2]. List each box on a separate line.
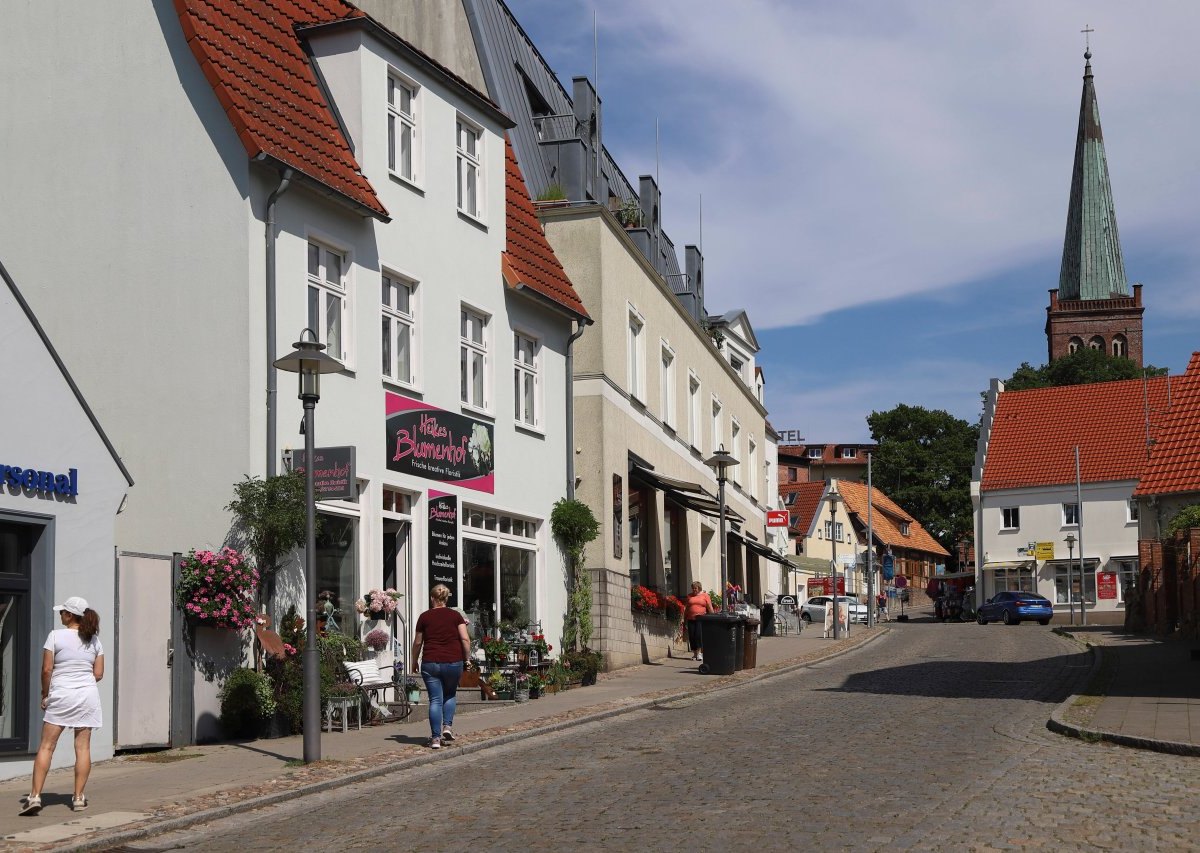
[973, 375, 1173, 619]
[0, 1, 588, 746]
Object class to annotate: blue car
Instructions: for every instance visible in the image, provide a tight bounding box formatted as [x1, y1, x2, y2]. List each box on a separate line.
[977, 591, 1053, 625]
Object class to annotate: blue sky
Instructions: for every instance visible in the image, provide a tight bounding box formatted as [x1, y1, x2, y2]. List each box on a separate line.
[506, 0, 1200, 441]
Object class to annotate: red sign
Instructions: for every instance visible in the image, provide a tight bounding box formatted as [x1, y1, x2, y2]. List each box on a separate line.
[1097, 572, 1118, 600]
[766, 510, 789, 527]
[894, 576, 908, 589]
[807, 577, 845, 596]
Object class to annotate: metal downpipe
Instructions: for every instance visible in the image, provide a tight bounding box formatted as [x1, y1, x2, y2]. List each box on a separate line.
[265, 168, 294, 477]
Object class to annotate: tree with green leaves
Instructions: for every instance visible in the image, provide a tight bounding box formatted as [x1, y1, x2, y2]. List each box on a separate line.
[1003, 348, 1167, 391]
[225, 470, 310, 608]
[866, 404, 978, 563]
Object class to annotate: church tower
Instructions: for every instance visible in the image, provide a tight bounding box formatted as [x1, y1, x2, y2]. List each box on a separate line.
[1045, 49, 1144, 366]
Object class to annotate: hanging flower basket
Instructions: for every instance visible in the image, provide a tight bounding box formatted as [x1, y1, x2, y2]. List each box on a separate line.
[175, 548, 258, 630]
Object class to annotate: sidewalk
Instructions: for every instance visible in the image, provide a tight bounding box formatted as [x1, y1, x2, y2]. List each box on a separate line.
[1, 625, 886, 850]
[1050, 626, 1200, 756]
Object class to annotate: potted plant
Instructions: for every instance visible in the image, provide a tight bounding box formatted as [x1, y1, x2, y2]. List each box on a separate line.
[364, 627, 390, 663]
[485, 670, 511, 700]
[526, 672, 544, 699]
[218, 666, 276, 739]
[616, 198, 643, 228]
[355, 588, 402, 620]
[401, 675, 421, 704]
[175, 547, 259, 630]
[513, 672, 531, 703]
[481, 636, 510, 667]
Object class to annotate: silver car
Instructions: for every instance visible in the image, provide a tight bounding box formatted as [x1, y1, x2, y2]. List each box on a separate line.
[800, 595, 869, 625]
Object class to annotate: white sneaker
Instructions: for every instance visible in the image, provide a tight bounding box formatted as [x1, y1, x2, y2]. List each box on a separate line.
[72, 796, 88, 812]
[19, 795, 41, 816]
[429, 737, 441, 749]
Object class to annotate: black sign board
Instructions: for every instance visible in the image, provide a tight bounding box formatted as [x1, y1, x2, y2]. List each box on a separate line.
[778, 595, 797, 606]
[292, 446, 356, 500]
[427, 492, 459, 607]
[386, 392, 494, 493]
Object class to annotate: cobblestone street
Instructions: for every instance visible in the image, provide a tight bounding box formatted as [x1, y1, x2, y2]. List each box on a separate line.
[124, 625, 1200, 852]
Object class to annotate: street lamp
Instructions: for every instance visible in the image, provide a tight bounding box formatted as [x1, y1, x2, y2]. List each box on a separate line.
[1064, 533, 1077, 626]
[274, 328, 342, 764]
[827, 489, 842, 639]
[704, 446, 738, 612]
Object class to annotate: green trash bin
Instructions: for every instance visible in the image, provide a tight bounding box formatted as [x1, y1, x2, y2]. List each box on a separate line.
[697, 613, 741, 675]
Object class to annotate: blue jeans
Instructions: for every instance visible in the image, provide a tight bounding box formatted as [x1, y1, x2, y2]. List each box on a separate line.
[420, 661, 463, 739]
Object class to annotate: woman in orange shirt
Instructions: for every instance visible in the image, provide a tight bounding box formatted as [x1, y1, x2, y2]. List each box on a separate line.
[683, 582, 714, 661]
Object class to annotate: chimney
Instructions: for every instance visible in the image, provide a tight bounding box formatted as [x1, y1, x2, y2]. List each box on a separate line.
[1133, 282, 1143, 307]
[685, 244, 705, 322]
[638, 175, 662, 274]
[571, 77, 603, 201]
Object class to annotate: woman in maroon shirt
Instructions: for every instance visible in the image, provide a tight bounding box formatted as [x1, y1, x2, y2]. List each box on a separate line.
[412, 584, 471, 749]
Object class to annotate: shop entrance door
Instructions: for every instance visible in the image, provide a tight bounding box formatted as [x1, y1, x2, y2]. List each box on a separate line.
[115, 553, 173, 748]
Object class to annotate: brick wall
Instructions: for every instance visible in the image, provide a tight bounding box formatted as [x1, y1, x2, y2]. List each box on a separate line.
[1131, 529, 1200, 638]
[1045, 286, 1144, 366]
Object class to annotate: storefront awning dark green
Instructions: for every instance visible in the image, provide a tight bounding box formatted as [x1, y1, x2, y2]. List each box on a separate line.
[629, 463, 744, 523]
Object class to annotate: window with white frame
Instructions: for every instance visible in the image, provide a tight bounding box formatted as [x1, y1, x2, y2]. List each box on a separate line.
[513, 332, 539, 428]
[1001, 507, 1020, 530]
[627, 307, 645, 401]
[729, 351, 746, 380]
[824, 520, 844, 540]
[711, 397, 723, 453]
[900, 521, 910, 536]
[460, 306, 489, 410]
[841, 447, 857, 459]
[307, 240, 349, 363]
[456, 116, 483, 218]
[687, 373, 701, 449]
[807, 447, 823, 459]
[660, 343, 675, 428]
[730, 419, 741, 483]
[387, 74, 418, 182]
[747, 437, 758, 500]
[1054, 562, 1095, 604]
[462, 508, 539, 635]
[382, 272, 417, 385]
[1062, 502, 1079, 526]
[1127, 499, 1139, 523]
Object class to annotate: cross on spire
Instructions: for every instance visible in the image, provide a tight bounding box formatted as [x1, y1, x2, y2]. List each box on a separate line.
[1081, 24, 1094, 55]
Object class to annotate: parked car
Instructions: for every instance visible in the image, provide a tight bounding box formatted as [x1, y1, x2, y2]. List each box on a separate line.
[976, 591, 1053, 625]
[800, 595, 869, 625]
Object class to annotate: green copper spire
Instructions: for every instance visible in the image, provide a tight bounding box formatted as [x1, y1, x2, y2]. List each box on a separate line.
[1057, 50, 1130, 301]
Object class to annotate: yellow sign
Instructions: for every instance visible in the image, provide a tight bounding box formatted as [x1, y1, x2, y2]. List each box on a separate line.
[1034, 542, 1055, 560]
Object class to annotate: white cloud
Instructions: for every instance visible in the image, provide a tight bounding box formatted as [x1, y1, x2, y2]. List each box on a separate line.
[523, 0, 1200, 329]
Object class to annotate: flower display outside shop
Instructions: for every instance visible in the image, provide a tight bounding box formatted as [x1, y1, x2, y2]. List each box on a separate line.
[481, 636, 510, 664]
[174, 547, 259, 630]
[630, 585, 687, 622]
[530, 633, 552, 658]
[355, 588, 402, 617]
[364, 628, 390, 652]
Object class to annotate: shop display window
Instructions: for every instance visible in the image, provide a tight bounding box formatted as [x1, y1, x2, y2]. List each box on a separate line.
[462, 509, 538, 638]
[0, 520, 35, 751]
[315, 512, 358, 634]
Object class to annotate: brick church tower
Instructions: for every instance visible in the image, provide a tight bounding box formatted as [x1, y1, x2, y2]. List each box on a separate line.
[1046, 49, 1144, 366]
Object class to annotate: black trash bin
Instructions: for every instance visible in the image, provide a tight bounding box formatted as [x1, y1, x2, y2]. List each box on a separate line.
[760, 603, 776, 637]
[697, 613, 741, 675]
[733, 616, 746, 671]
[743, 618, 760, 669]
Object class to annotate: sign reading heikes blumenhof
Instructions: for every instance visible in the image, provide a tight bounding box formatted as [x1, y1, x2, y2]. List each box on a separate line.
[428, 491, 459, 607]
[291, 446, 355, 500]
[386, 392, 495, 493]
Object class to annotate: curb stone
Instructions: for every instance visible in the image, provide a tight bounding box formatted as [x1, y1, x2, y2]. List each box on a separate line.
[1045, 629, 1200, 758]
[52, 628, 888, 852]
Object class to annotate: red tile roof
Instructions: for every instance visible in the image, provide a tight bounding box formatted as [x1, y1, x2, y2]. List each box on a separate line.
[175, 0, 387, 218]
[781, 482, 825, 534]
[501, 139, 589, 320]
[981, 376, 1171, 492]
[836, 480, 950, 557]
[1135, 353, 1200, 496]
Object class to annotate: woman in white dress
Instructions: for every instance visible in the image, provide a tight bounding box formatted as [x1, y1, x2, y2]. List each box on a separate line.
[20, 596, 104, 816]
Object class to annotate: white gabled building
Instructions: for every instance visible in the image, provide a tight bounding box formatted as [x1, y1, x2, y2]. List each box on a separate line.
[0, 1, 587, 748]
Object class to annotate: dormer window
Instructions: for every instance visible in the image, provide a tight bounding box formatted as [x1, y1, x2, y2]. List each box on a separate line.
[900, 521, 910, 536]
[807, 447, 822, 459]
[841, 447, 857, 459]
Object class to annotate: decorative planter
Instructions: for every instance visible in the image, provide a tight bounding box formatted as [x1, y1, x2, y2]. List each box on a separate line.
[529, 687, 541, 699]
[542, 683, 559, 695]
[513, 687, 530, 703]
[581, 672, 597, 687]
[406, 687, 421, 704]
[494, 690, 513, 701]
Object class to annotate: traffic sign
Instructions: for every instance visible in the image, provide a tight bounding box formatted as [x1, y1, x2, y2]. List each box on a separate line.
[894, 575, 908, 588]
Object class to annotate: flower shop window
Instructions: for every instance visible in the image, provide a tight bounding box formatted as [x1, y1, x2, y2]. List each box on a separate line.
[315, 512, 358, 634]
[462, 509, 538, 638]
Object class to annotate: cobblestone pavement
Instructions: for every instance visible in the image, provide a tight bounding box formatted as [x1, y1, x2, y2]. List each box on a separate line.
[119, 624, 1200, 852]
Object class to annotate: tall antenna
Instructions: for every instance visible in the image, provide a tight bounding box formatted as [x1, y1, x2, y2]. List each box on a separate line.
[593, 7, 601, 192]
[699, 193, 704, 253]
[593, 8, 598, 95]
[655, 116, 660, 189]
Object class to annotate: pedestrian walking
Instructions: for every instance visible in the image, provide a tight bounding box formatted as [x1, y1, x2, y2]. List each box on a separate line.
[21, 596, 104, 816]
[412, 584, 471, 750]
[683, 581, 714, 661]
[876, 592, 888, 622]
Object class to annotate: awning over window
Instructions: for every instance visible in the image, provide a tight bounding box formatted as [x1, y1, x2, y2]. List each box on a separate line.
[629, 463, 744, 523]
[729, 530, 789, 565]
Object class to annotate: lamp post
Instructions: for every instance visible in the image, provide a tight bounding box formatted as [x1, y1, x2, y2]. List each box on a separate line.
[274, 329, 342, 764]
[1064, 533, 1077, 626]
[828, 489, 842, 639]
[704, 446, 738, 612]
